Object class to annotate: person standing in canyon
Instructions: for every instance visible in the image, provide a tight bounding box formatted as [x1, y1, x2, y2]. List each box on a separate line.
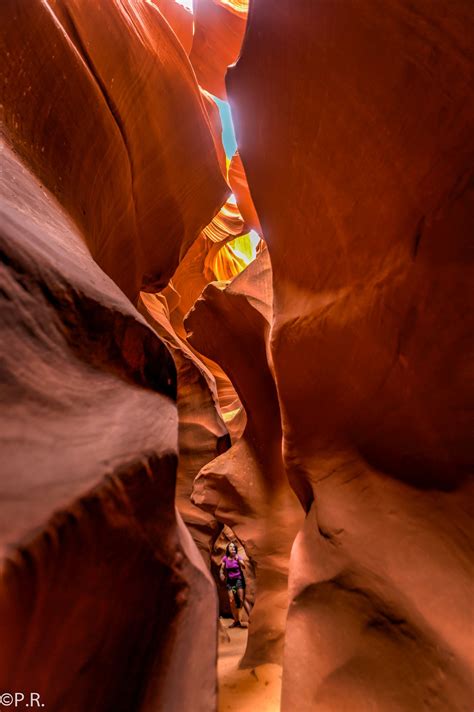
[219, 541, 251, 627]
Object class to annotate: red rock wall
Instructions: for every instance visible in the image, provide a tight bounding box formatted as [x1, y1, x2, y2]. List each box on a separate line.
[190, 0, 247, 100]
[139, 291, 230, 564]
[0, 142, 218, 712]
[1, 0, 227, 300]
[187, 252, 302, 667]
[228, 0, 474, 708]
[2, 0, 473, 708]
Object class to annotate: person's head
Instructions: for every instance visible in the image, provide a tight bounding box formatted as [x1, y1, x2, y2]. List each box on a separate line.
[226, 542, 238, 557]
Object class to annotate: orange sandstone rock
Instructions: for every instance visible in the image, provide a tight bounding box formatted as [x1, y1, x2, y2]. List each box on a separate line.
[1, 0, 227, 300]
[186, 252, 302, 667]
[190, 0, 247, 100]
[139, 291, 230, 563]
[228, 0, 474, 708]
[152, 0, 194, 55]
[228, 151, 262, 234]
[0, 142, 217, 712]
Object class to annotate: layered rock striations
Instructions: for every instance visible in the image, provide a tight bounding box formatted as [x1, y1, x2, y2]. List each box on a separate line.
[1, 0, 228, 300]
[139, 291, 230, 563]
[228, 151, 262, 235]
[190, 0, 248, 100]
[228, 1, 474, 709]
[2, 0, 473, 709]
[0, 142, 217, 712]
[152, 0, 194, 55]
[187, 251, 302, 668]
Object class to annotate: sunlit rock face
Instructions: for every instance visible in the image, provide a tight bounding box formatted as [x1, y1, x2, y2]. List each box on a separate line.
[1, 0, 227, 300]
[139, 291, 230, 563]
[190, 0, 248, 100]
[152, 0, 194, 55]
[0, 142, 217, 712]
[228, 151, 262, 235]
[228, 1, 474, 709]
[186, 251, 302, 667]
[164, 198, 260, 439]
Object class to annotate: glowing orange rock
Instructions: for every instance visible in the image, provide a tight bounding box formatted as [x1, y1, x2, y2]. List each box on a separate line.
[163, 198, 256, 434]
[186, 252, 302, 666]
[228, 151, 262, 234]
[190, 0, 247, 99]
[1, 0, 227, 300]
[228, 0, 474, 708]
[152, 0, 194, 55]
[200, 90, 228, 177]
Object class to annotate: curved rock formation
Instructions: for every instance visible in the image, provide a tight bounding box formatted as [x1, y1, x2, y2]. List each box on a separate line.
[228, 1, 474, 709]
[152, 0, 194, 55]
[164, 199, 254, 438]
[186, 251, 302, 668]
[201, 89, 229, 177]
[0, 141, 217, 712]
[139, 291, 229, 563]
[2, 0, 473, 708]
[228, 151, 262, 235]
[190, 0, 248, 100]
[1, 0, 227, 299]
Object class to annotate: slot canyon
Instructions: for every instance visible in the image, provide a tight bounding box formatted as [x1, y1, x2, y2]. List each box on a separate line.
[0, 0, 473, 710]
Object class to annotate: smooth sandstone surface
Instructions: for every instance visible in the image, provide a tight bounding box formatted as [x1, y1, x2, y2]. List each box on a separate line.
[190, 0, 247, 100]
[228, 1, 474, 709]
[2, 0, 473, 709]
[0, 141, 218, 712]
[152, 0, 194, 55]
[187, 252, 302, 668]
[1, 0, 227, 299]
[228, 151, 262, 235]
[139, 291, 230, 563]
[165, 204, 246, 435]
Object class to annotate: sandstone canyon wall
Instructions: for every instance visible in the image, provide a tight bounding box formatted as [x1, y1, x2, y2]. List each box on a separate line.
[0, 140, 217, 712]
[187, 251, 303, 667]
[0, 1, 229, 709]
[228, 1, 474, 709]
[1, 0, 473, 710]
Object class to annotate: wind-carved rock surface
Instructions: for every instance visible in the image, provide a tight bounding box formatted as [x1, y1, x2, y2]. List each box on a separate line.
[1, 0, 227, 300]
[186, 251, 303, 668]
[165, 202, 249, 439]
[0, 142, 217, 712]
[152, 0, 194, 55]
[228, 1, 474, 709]
[190, 0, 248, 100]
[139, 291, 230, 563]
[228, 151, 262, 235]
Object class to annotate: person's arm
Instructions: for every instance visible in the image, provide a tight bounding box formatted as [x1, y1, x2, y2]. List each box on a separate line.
[219, 560, 226, 582]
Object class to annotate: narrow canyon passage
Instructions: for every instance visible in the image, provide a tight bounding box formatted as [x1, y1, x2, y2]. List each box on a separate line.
[1, 1, 473, 712]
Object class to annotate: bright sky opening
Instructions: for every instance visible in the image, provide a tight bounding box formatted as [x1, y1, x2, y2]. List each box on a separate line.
[211, 95, 238, 158]
[175, 0, 193, 11]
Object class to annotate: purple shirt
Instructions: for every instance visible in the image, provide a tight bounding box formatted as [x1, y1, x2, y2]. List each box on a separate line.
[222, 555, 243, 579]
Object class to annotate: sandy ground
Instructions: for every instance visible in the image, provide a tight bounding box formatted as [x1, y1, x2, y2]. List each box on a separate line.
[217, 618, 282, 712]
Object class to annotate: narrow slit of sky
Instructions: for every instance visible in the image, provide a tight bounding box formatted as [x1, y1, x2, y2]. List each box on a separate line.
[173, 2, 238, 158]
[211, 95, 238, 159]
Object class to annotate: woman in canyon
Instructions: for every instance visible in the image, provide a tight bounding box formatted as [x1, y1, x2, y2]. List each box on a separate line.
[220, 541, 251, 628]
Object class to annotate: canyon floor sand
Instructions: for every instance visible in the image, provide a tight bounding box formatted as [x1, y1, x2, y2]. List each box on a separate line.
[218, 619, 282, 712]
